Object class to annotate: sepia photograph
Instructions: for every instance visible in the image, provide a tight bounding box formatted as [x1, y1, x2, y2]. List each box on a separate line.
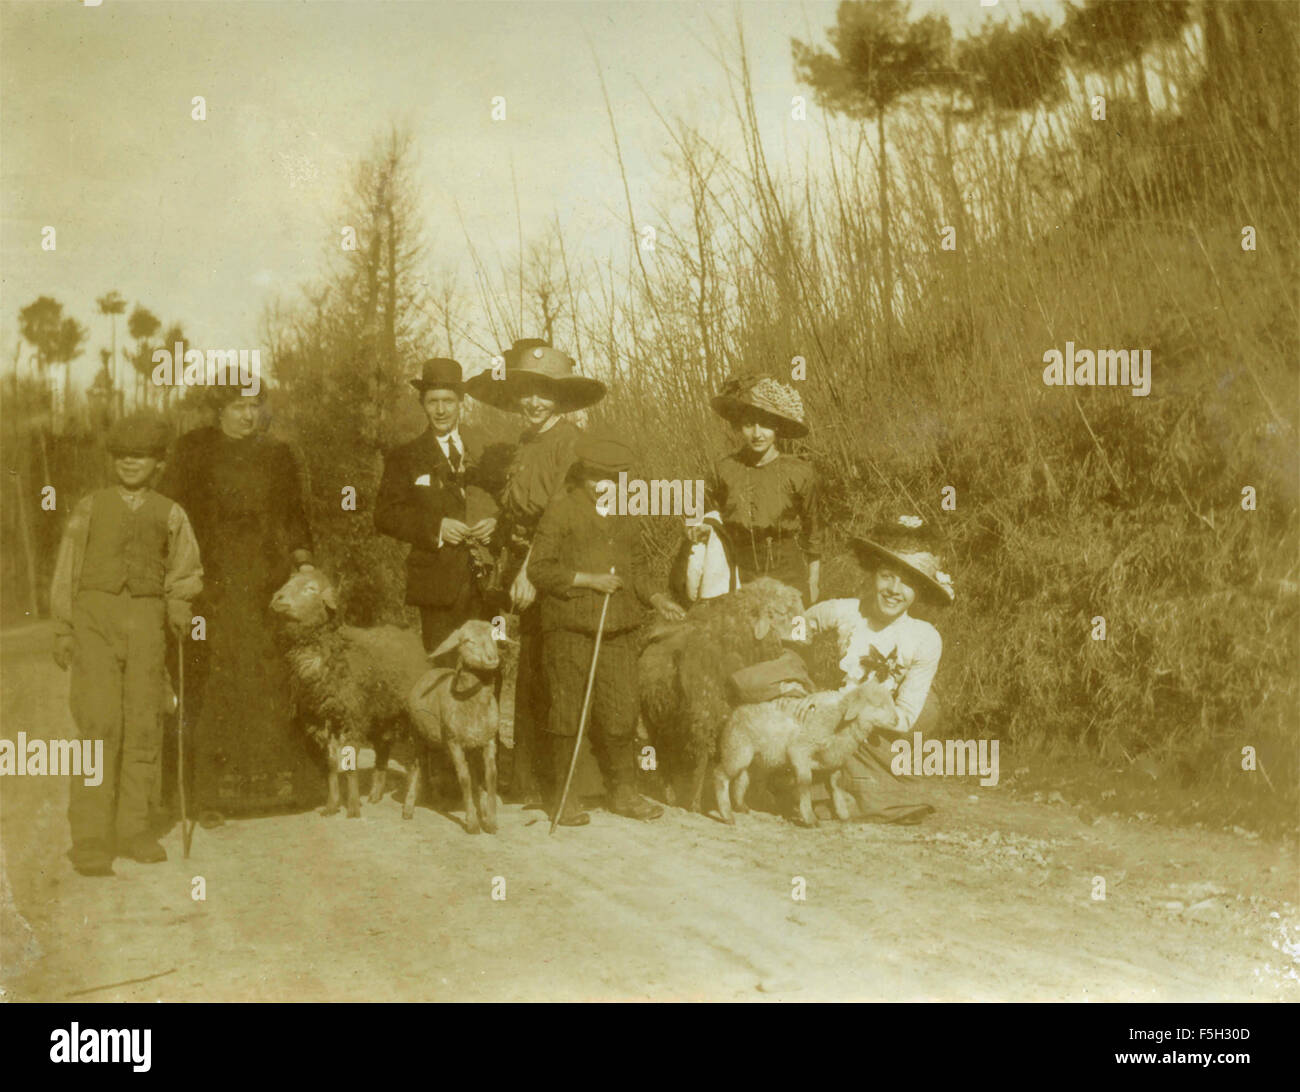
[1, 0, 1297, 1021]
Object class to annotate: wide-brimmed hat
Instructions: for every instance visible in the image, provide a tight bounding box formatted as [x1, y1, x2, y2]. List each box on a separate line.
[106, 411, 172, 457]
[464, 341, 606, 414]
[710, 374, 808, 438]
[409, 358, 464, 395]
[574, 431, 635, 476]
[850, 515, 955, 606]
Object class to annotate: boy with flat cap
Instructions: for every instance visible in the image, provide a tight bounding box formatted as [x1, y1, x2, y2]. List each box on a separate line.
[50, 411, 203, 875]
[529, 432, 684, 824]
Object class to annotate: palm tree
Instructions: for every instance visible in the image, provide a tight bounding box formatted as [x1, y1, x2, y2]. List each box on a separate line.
[96, 290, 127, 388]
[159, 322, 186, 410]
[18, 296, 88, 424]
[127, 305, 161, 408]
[793, 0, 952, 342]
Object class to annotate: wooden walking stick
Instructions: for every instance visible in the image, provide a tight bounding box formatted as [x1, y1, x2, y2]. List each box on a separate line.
[550, 568, 614, 835]
[177, 646, 192, 859]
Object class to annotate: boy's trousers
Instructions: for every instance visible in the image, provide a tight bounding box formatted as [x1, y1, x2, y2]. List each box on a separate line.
[68, 589, 167, 847]
[542, 628, 638, 745]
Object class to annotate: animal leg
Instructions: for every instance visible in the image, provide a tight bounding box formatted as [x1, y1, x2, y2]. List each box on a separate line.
[688, 751, 710, 814]
[324, 737, 341, 816]
[369, 737, 390, 804]
[449, 742, 478, 834]
[401, 747, 422, 820]
[713, 765, 734, 824]
[345, 763, 361, 819]
[480, 740, 498, 834]
[733, 768, 752, 814]
[790, 750, 818, 828]
[829, 768, 855, 821]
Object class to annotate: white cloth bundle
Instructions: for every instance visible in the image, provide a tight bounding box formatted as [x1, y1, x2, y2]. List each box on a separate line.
[684, 513, 739, 602]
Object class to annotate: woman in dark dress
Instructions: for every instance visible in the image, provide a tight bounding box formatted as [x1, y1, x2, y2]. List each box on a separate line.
[704, 374, 822, 603]
[159, 388, 319, 824]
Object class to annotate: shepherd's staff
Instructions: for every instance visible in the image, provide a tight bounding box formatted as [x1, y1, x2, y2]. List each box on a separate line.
[550, 567, 614, 835]
[177, 645, 192, 859]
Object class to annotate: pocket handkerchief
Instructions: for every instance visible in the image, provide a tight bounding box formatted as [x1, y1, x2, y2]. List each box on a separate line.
[414, 473, 432, 487]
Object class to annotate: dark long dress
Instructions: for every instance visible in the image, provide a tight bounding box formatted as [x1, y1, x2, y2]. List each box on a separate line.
[159, 427, 322, 814]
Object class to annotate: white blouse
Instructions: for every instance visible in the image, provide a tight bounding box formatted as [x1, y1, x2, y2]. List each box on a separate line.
[802, 599, 942, 734]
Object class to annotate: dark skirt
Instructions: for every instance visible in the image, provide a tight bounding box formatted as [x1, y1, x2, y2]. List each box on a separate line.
[180, 584, 323, 815]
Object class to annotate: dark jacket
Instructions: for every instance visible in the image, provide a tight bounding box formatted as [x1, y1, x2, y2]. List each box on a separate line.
[528, 484, 658, 635]
[374, 426, 489, 608]
[158, 427, 312, 601]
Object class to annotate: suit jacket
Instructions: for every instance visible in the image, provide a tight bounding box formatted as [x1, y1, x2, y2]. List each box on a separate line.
[374, 426, 491, 608]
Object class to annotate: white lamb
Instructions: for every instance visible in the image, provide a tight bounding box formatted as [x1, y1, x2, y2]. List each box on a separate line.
[714, 680, 898, 827]
[405, 620, 507, 835]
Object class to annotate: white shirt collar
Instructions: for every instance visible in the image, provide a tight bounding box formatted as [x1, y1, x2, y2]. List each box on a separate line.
[434, 428, 462, 454]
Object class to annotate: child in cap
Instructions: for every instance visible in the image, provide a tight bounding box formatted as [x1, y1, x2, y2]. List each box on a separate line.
[528, 431, 684, 825]
[50, 411, 203, 875]
[801, 515, 954, 824]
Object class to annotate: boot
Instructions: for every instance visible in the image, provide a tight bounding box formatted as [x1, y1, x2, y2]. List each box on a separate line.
[550, 736, 590, 827]
[608, 739, 664, 822]
[119, 834, 168, 863]
[69, 839, 114, 877]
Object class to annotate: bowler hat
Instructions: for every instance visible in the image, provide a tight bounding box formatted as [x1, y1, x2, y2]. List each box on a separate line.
[850, 515, 954, 606]
[710, 374, 808, 438]
[464, 341, 606, 414]
[573, 431, 635, 475]
[106, 411, 172, 457]
[409, 358, 464, 394]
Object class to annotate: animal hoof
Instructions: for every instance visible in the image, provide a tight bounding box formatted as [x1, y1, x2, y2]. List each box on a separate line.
[346, 806, 361, 819]
[322, 806, 339, 817]
[466, 824, 481, 835]
[368, 790, 385, 805]
[481, 820, 498, 835]
[401, 806, 414, 820]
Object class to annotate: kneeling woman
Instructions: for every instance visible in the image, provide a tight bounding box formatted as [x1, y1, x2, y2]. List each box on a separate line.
[802, 515, 955, 825]
[705, 374, 822, 603]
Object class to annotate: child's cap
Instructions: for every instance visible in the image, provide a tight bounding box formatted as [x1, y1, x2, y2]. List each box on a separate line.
[106, 412, 172, 458]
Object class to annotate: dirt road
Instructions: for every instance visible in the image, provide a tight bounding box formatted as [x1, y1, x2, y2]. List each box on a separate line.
[3, 621, 1296, 1002]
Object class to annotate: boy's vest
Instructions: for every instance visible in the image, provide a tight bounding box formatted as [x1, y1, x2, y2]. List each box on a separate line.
[79, 489, 172, 597]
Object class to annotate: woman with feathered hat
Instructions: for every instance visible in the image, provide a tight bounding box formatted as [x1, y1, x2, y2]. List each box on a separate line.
[464, 339, 606, 804]
[703, 373, 823, 603]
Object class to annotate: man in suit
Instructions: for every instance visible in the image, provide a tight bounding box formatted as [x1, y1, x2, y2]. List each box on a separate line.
[375, 358, 496, 653]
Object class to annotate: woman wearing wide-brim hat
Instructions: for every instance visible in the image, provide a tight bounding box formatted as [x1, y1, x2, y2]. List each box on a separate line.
[801, 514, 955, 825]
[464, 339, 606, 804]
[700, 373, 823, 603]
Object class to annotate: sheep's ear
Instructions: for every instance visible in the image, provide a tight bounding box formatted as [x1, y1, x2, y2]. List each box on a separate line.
[429, 625, 464, 661]
[320, 582, 339, 613]
[842, 685, 873, 722]
[752, 617, 771, 641]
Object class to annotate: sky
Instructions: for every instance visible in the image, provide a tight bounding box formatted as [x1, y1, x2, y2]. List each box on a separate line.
[1, 0, 1047, 392]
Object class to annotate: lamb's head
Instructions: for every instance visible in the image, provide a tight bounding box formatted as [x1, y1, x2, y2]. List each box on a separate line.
[838, 680, 899, 738]
[430, 619, 505, 673]
[270, 568, 338, 634]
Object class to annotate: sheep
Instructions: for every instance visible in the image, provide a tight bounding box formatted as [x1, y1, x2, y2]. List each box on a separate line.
[714, 679, 898, 827]
[404, 620, 505, 834]
[270, 569, 429, 818]
[637, 577, 805, 813]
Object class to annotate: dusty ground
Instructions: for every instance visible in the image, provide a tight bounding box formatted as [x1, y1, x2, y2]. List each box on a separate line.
[2, 620, 1297, 1002]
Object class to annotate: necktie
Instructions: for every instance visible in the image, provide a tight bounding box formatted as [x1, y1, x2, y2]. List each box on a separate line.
[446, 437, 462, 473]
